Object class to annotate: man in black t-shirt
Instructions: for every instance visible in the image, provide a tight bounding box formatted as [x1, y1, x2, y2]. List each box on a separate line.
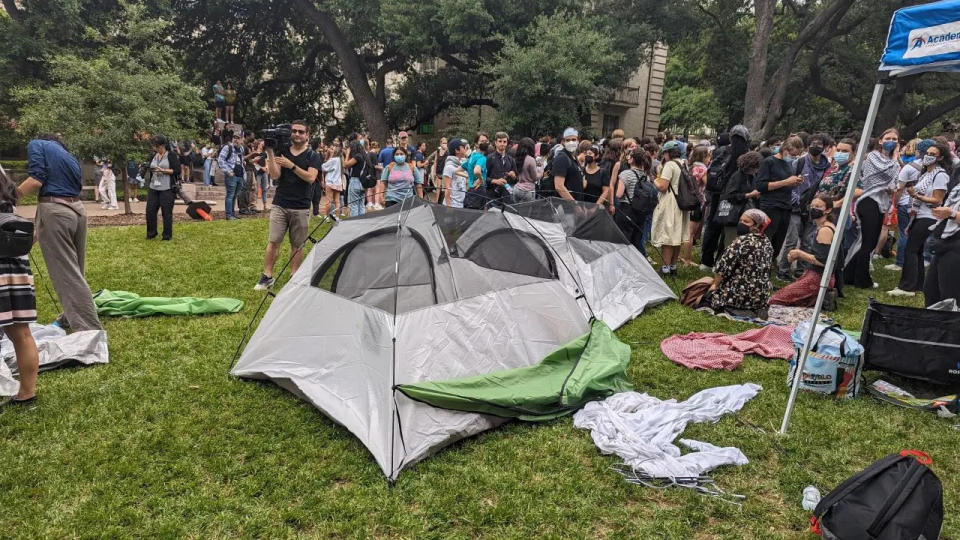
[553, 127, 584, 201]
[255, 120, 322, 290]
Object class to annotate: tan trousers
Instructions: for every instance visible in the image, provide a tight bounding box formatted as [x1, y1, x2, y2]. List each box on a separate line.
[35, 201, 103, 331]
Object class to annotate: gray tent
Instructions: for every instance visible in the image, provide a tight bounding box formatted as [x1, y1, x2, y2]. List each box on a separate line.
[232, 198, 674, 480]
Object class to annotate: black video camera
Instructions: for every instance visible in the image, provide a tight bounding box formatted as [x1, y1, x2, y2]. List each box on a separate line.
[262, 124, 292, 151]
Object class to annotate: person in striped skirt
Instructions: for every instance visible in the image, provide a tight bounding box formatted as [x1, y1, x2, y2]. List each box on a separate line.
[0, 167, 39, 407]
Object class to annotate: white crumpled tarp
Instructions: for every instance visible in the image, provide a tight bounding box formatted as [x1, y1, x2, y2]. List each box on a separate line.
[573, 383, 761, 478]
[0, 324, 109, 397]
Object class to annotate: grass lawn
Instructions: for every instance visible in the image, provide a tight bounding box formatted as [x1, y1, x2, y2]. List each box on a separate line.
[1, 217, 955, 538]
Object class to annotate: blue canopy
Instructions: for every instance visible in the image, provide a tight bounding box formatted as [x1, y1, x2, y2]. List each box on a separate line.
[879, 0, 960, 77]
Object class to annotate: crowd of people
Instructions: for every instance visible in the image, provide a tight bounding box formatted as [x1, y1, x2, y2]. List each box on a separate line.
[163, 119, 960, 311]
[5, 119, 960, 407]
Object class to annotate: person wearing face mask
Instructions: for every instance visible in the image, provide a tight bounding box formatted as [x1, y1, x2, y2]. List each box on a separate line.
[756, 135, 805, 258]
[461, 132, 490, 209]
[698, 208, 773, 319]
[770, 194, 838, 307]
[885, 139, 926, 271]
[551, 127, 584, 202]
[715, 150, 763, 248]
[844, 128, 901, 289]
[775, 133, 835, 281]
[580, 143, 608, 204]
[888, 141, 953, 297]
[379, 146, 424, 208]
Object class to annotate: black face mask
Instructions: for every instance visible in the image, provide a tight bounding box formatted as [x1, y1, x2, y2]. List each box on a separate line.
[736, 223, 752, 236]
[809, 207, 825, 220]
[584, 155, 595, 164]
[808, 145, 823, 157]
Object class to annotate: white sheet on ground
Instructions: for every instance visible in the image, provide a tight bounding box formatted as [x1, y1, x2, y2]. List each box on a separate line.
[0, 324, 109, 397]
[572, 383, 761, 478]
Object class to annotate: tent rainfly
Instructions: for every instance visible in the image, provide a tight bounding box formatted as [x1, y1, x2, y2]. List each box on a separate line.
[232, 198, 674, 480]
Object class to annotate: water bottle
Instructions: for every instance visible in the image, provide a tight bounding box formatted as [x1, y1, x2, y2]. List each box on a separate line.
[802, 486, 821, 511]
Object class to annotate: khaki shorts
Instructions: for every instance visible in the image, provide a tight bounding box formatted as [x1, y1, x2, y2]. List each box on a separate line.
[268, 206, 311, 246]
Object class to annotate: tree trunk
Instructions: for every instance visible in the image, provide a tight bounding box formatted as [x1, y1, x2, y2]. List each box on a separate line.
[875, 78, 915, 137]
[758, 0, 856, 139]
[292, 0, 389, 143]
[902, 93, 960, 140]
[742, 0, 775, 136]
[121, 165, 131, 214]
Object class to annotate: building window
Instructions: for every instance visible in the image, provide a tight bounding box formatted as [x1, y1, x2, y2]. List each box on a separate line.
[603, 114, 620, 137]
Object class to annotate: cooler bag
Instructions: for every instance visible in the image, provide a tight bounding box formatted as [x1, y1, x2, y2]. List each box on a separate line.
[861, 298, 960, 385]
[788, 322, 863, 398]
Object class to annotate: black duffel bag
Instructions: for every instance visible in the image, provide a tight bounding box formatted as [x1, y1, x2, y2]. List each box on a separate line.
[812, 450, 943, 540]
[0, 212, 34, 258]
[860, 298, 960, 384]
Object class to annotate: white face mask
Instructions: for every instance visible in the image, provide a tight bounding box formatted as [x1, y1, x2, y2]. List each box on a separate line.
[922, 155, 937, 167]
[563, 141, 578, 153]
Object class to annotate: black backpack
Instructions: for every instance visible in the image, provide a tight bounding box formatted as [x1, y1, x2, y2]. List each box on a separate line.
[669, 162, 701, 211]
[705, 147, 731, 194]
[812, 451, 943, 540]
[626, 170, 659, 214]
[358, 153, 377, 189]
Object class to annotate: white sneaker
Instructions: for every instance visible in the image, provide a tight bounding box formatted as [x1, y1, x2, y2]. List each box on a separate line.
[887, 288, 915, 297]
[872, 253, 882, 260]
[699, 264, 713, 273]
[133, 198, 139, 202]
[107, 205, 118, 210]
[873, 282, 880, 289]
[924, 261, 931, 268]
[883, 264, 902, 271]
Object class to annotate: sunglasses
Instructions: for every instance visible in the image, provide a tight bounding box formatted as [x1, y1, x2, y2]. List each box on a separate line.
[291, 128, 307, 134]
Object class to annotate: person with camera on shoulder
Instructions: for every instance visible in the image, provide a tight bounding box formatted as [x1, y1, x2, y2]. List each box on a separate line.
[254, 120, 322, 291]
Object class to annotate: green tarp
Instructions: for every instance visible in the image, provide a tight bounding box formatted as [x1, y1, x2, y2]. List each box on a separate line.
[93, 289, 244, 318]
[397, 319, 632, 421]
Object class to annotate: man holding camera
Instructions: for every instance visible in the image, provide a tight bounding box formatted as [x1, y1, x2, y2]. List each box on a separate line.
[254, 120, 321, 291]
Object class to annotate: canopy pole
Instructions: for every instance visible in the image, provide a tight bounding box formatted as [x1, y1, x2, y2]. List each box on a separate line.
[779, 82, 887, 435]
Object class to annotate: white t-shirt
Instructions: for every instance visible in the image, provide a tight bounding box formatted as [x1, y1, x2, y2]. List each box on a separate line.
[321, 156, 342, 188]
[897, 162, 920, 207]
[915, 168, 950, 220]
[442, 156, 466, 208]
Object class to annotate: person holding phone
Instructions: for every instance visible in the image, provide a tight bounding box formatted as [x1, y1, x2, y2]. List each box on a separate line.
[756, 135, 805, 258]
[146, 135, 179, 240]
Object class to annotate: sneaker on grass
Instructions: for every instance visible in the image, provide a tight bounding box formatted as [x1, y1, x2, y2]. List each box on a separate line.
[254, 274, 275, 291]
[887, 287, 915, 297]
[883, 263, 902, 271]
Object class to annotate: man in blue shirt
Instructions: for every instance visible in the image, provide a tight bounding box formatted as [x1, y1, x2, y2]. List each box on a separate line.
[378, 137, 395, 169]
[19, 134, 103, 332]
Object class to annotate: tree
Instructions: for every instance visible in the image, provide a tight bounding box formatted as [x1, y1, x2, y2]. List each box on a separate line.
[171, 0, 675, 141]
[741, 0, 856, 138]
[488, 13, 625, 137]
[14, 4, 207, 213]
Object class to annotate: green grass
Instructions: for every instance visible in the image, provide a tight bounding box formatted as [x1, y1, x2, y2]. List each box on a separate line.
[1, 218, 955, 538]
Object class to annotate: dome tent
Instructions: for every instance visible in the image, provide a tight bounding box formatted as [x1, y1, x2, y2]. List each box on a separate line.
[231, 198, 674, 480]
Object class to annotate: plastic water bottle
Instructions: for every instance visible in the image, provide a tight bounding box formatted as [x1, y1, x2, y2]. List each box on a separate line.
[802, 486, 821, 511]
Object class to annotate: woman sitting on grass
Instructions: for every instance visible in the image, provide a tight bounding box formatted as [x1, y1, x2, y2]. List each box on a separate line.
[0, 166, 39, 408]
[699, 208, 774, 319]
[769, 194, 837, 307]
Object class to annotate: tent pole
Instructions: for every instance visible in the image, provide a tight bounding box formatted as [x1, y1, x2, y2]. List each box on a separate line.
[779, 81, 887, 435]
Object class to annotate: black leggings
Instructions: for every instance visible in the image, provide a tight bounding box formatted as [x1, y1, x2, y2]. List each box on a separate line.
[700, 194, 725, 267]
[146, 188, 175, 240]
[924, 244, 960, 307]
[763, 208, 792, 258]
[898, 217, 935, 292]
[844, 198, 882, 288]
[615, 203, 649, 257]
